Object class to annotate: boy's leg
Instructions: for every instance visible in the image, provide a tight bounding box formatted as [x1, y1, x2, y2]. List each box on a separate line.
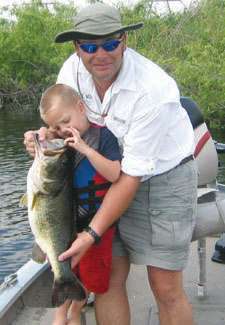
[67, 299, 87, 325]
[95, 255, 130, 325]
[148, 266, 193, 325]
[52, 299, 71, 325]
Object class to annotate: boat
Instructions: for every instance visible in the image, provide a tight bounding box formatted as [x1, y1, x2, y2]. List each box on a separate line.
[214, 141, 225, 154]
[1, 97, 225, 325]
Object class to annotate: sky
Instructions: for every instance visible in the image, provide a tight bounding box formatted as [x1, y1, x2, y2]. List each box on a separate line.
[0, 0, 198, 15]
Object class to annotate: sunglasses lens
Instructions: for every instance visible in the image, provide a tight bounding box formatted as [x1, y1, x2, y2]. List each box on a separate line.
[79, 43, 98, 53]
[102, 39, 121, 52]
[79, 39, 121, 54]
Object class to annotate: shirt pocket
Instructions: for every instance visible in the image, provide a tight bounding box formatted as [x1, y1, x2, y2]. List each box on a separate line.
[106, 113, 129, 139]
[149, 208, 194, 250]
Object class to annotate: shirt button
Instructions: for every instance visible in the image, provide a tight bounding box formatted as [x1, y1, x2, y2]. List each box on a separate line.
[148, 162, 155, 173]
[150, 209, 161, 216]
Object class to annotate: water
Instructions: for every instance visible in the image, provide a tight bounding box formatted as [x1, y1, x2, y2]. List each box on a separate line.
[0, 111, 41, 283]
[0, 111, 225, 284]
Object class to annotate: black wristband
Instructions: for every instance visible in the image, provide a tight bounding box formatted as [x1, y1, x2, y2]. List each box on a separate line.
[84, 226, 101, 244]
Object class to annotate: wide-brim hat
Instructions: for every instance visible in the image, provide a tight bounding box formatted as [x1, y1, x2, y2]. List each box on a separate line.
[55, 3, 143, 43]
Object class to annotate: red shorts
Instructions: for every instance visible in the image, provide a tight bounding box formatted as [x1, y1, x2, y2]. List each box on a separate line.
[73, 226, 115, 294]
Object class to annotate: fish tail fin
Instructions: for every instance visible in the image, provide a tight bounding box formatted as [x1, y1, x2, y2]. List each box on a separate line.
[52, 276, 87, 307]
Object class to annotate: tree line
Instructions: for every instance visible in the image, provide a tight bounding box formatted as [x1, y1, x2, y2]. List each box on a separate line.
[0, 0, 224, 132]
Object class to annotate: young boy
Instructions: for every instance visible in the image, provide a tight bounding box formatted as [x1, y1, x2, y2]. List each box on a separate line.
[39, 83, 121, 325]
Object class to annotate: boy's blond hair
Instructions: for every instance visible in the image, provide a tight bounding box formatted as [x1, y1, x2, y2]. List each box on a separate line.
[40, 84, 81, 116]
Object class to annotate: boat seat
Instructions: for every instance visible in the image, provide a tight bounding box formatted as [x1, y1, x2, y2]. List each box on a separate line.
[180, 97, 204, 129]
[180, 97, 218, 186]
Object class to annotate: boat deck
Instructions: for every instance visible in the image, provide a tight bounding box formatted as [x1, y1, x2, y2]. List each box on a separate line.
[11, 237, 225, 325]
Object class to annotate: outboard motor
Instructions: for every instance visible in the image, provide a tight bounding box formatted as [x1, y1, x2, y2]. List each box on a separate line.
[181, 97, 225, 297]
[180, 97, 218, 186]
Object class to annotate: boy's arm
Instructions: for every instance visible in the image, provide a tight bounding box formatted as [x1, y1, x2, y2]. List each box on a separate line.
[65, 127, 121, 183]
[85, 148, 120, 183]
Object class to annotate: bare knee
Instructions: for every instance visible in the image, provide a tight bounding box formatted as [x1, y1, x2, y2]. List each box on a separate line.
[155, 286, 184, 308]
[108, 256, 130, 290]
[94, 256, 131, 325]
[148, 266, 186, 307]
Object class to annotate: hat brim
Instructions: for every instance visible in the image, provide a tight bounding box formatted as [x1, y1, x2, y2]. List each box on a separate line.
[55, 23, 143, 43]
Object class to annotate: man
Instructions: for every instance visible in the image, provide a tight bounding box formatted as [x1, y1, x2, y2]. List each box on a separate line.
[24, 3, 197, 325]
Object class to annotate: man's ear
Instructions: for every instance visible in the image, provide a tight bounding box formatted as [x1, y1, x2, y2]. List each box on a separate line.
[73, 41, 80, 56]
[122, 33, 127, 52]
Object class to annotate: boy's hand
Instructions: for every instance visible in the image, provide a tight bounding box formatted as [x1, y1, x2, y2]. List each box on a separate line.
[23, 127, 57, 157]
[64, 127, 91, 156]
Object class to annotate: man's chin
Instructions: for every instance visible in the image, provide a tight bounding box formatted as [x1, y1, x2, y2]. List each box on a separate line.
[94, 72, 116, 82]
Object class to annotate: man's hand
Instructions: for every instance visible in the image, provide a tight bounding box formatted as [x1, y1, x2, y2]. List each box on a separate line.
[58, 231, 95, 269]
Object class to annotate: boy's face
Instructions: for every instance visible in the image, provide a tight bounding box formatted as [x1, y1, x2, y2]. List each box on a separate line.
[42, 101, 89, 139]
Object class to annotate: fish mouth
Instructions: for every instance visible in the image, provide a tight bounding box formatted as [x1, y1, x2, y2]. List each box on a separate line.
[33, 133, 66, 157]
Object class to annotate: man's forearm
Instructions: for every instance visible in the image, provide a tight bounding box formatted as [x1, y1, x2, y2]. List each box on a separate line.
[89, 172, 141, 236]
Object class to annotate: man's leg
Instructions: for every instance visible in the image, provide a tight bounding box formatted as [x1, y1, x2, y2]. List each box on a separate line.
[147, 266, 193, 325]
[95, 255, 130, 325]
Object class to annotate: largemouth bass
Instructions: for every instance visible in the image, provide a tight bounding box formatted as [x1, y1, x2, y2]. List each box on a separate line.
[21, 134, 86, 306]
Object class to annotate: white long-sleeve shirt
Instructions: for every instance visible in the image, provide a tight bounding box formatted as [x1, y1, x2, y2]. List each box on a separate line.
[57, 48, 194, 181]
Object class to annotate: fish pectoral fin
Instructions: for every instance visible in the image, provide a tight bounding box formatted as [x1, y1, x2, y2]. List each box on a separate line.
[19, 193, 28, 207]
[31, 194, 38, 210]
[32, 242, 46, 264]
[19, 193, 38, 209]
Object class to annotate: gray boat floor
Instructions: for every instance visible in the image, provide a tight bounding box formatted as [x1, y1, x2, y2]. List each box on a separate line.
[13, 237, 225, 325]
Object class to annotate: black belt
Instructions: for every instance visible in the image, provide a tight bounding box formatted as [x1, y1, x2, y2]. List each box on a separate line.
[179, 155, 194, 166]
[155, 155, 194, 177]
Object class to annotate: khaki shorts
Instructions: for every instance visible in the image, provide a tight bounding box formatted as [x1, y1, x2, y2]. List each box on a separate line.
[112, 160, 198, 271]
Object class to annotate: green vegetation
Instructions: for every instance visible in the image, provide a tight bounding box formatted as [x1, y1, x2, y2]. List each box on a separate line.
[0, 1, 76, 110]
[0, 0, 225, 131]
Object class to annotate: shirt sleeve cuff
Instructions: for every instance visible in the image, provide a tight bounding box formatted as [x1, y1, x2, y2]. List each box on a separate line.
[121, 156, 155, 177]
